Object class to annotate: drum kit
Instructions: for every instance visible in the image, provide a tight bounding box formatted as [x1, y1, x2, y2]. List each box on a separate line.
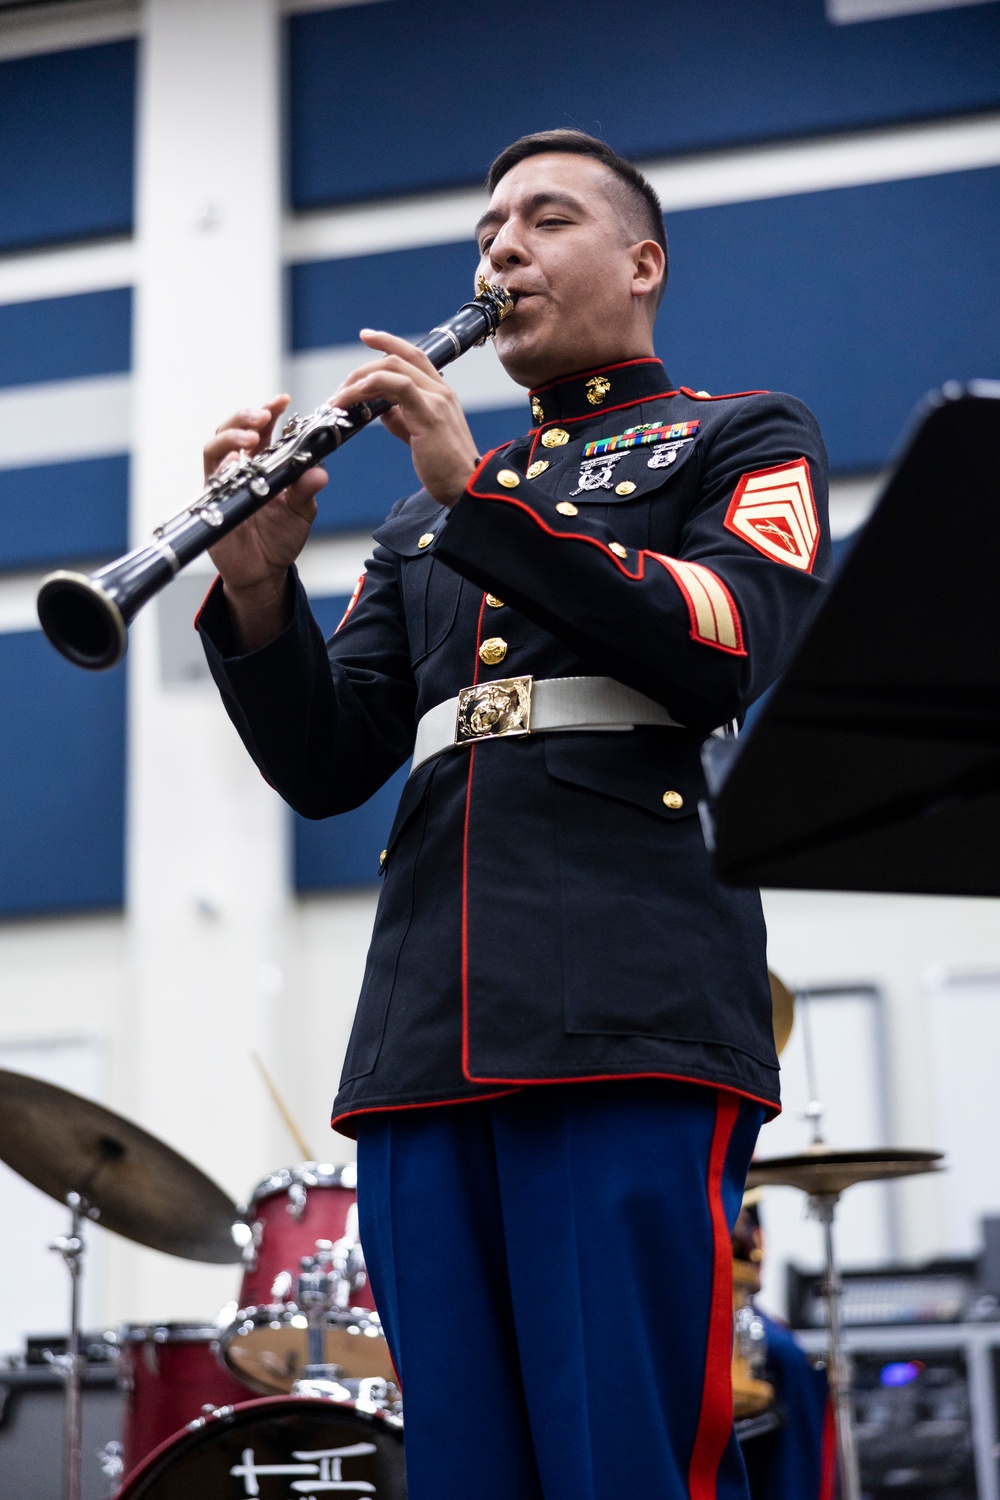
[742, 976, 944, 1499]
[0, 973, 946, 1500]
[0, 1069, 403, 1500]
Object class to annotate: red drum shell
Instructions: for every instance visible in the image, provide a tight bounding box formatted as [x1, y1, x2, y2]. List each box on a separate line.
[239, 1163, 375, 1313]
[114, 1393, 405, 1499]
[117, 1324, 249, 1477]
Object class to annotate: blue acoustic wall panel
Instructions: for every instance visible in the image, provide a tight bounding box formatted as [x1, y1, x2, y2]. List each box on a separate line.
[663, 166, 1000, 473]
[290, 164, 1000, 521]
[293, 594, 409, 891]
[0, 287, 132, 388]
[0, 630, 125, 916]
[288, 0, 1000, 207]
[0, 456, 130, 571]
[0, 289, 133, 569]
[0, 41, 136, 252]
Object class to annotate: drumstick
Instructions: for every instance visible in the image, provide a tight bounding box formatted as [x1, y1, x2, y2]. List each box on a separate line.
[251, 1051, 315, 1162]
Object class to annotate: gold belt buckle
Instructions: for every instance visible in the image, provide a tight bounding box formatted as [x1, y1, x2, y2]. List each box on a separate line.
[455, 675, 533, 746]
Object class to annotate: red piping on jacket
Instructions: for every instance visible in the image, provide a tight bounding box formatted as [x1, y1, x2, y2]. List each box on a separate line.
[458, 1063, 779, 1118]
[525, 392, 679, 464]
[193, 574, 220, 632]
[335, 574, 366, 632]
[462, 472, 747, 657]
[529, 356, 665, 398]
[688, 1093, 741, 1500]
[331, 1088, 521, 1134]
[680, 386, 768, 401]
[459, 592, 490, 1077]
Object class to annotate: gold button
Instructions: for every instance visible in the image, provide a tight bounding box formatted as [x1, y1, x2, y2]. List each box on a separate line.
[696, 389, 711, 397]
[379, 848, 388, 865]
[497, 468, 520, 488]
[541, 427, 570, 448]
[527, 460, 549, 479]
[556, 501, 578, 517]
[615, 481, 637, 496]
[609, 542, 628, 559]
[531, 396, 544, 423]
[662, 790, 684, 810]
[479, 637, 508, 666]
[417, 532, 434, 549]
[485, 594, 504, 609]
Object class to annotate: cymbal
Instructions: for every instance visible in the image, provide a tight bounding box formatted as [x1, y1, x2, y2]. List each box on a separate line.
[0, 1069, 242, 1263]
[746, 1145, 943, 1196]
[768, 970, 795, 1056]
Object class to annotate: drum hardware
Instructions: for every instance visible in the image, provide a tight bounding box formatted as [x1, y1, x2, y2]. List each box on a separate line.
[748, 1145, 943, 1500]
[221, 1162, 395, 1397]
[45, 1190, 99, 1500]
[0, 1069, 246, 1500]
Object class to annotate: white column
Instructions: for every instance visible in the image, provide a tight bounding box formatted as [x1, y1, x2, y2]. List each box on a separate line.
[113, 0, 290, 1324]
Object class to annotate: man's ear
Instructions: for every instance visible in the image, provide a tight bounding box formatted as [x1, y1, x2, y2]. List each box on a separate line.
[631, 239, 665, 303]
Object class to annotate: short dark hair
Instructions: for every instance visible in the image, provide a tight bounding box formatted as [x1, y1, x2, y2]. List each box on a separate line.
[486, 129, 668, 308]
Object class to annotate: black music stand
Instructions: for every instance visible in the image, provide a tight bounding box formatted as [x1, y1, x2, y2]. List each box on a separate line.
[701, 382, 1000, 897]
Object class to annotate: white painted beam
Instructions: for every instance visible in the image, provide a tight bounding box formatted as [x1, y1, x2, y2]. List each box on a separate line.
[283, 112, 1000, 264]
[0, 373, 130, 468]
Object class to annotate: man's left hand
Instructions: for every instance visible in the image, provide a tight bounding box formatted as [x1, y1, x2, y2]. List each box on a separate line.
[331, 330, 480, 509]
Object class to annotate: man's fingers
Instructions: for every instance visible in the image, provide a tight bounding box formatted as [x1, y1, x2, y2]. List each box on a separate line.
[359, 329, 441, 378]
[379, 408, 412, 445]
[279, 465, 329, 516]
[333, 366, 452, 421]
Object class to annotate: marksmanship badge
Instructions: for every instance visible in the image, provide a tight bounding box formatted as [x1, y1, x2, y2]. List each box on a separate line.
[569, 455, 623, 495]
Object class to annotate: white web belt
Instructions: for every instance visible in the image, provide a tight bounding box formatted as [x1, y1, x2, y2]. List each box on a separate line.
[411, 674, 702, 776]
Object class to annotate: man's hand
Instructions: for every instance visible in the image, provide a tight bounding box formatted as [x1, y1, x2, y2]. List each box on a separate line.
[332, 330, 479, 508]
[204, 395, 328, 652]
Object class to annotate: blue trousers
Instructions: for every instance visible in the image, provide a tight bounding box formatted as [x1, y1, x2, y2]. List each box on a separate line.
[356, 1080, 764, 1500]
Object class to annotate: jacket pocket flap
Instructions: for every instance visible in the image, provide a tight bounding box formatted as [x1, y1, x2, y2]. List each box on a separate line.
[372, 491, 446, 556]
[543, 729, 703, 819]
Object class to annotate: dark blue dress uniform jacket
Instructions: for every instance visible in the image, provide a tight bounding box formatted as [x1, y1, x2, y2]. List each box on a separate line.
[198, 357, 830, 1135]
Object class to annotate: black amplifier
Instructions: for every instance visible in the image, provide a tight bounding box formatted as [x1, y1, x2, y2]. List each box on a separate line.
[0, 1337, 125, 1500]
[787, 1257, 982, 1329]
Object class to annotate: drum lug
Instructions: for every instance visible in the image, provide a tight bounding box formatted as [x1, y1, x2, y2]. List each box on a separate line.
[242, 1218, 264, 1273]
[96, 1439, 124, 1481]
[287, 1182, 308, 1220]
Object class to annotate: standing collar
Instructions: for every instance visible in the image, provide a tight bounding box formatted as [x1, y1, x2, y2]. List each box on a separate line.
[528, 357, 673, 426]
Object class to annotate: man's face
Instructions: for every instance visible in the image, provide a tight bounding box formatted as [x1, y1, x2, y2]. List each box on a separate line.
[475, 152, 656, 389]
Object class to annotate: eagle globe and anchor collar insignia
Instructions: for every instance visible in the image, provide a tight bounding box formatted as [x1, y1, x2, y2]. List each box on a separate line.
[527, 357, 671, 426]
[455, 676, 533, 744]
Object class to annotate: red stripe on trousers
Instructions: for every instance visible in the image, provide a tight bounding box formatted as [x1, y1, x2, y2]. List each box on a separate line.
[688, 1092, 741, 1500]
[819, 1398, 837, 1500]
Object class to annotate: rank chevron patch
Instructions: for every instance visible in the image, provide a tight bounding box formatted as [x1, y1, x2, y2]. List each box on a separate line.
[724, 459, 819, 572]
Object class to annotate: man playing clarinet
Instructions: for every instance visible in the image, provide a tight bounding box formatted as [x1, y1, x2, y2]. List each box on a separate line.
[199, 130, 831, 1499]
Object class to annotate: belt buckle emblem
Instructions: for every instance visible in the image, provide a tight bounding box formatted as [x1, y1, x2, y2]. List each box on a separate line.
[455, 676, 533, 746]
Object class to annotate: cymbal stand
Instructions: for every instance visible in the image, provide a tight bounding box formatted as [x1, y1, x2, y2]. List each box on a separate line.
[49, 1191, 96, 1500]
[809, 1190, 860, 1500]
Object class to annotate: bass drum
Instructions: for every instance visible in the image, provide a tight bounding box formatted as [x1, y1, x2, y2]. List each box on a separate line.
[115, 1387, 405, 1499]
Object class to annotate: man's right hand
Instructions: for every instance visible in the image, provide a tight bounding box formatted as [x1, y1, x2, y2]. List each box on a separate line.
[204, 394, 329, 653]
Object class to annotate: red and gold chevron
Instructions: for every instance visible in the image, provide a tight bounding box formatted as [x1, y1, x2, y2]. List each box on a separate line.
[724, 459, 819, 573]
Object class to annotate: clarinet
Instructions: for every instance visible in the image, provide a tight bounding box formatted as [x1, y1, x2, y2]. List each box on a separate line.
[37, 277, 514, 671]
